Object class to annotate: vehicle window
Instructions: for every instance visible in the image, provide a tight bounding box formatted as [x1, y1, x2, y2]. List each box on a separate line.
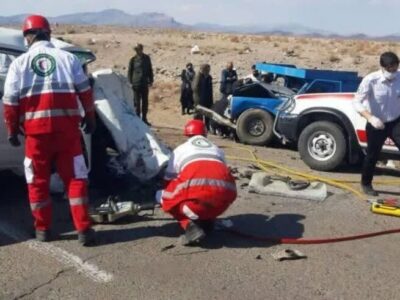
[306, 80, 341, 93]
[286, 77, 306, 92]
[0, 51, 19, 97]
[70, 50, 96, 65]
[0, 53, 16, 77]
[233, 84, 275, 98]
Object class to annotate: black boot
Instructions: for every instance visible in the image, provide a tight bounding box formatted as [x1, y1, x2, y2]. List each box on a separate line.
[142, 118, 151, 127]
[361, 184, 378, 196]
[78, 228, 96, 246]
[36, 230, 52, 242]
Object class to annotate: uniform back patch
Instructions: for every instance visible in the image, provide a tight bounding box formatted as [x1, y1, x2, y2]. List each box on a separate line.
[31, 53, 56, 77]
[191, 137, 212, 148]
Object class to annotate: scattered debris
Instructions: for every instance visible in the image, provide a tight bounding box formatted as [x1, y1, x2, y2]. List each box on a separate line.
[87, 38, 96, 45]
[272, 249, 307, 261]
[229, 166, 255, 179]
[190, 45, 201, 55]
[284, 49, 297, 57]
[248, 173, 328, 202]
[161, 244, 176, 252]
[240, 183, 249, 188]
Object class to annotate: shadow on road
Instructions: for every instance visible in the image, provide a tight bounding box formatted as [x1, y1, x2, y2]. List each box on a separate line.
[201, 213, 305, 249]
[92, 213, 305, 249]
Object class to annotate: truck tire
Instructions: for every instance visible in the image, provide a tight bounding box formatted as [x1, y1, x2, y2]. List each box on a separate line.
[298, 121, 347, 171]
[236, 109, 274, 146]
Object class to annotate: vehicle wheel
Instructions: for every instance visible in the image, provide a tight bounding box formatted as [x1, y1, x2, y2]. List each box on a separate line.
[236, 109, 274, 146]
[298, 121, 347, 171]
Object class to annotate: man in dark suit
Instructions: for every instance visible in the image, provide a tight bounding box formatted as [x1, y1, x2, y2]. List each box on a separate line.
[128, 43, 154, 126]
[220, 62, 238, 97]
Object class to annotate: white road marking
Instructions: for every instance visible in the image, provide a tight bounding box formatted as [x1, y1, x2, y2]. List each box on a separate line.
[0, 221, 113, 283]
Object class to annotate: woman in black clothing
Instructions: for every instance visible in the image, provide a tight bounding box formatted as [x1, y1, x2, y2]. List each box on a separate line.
[180, 63, 195, 115]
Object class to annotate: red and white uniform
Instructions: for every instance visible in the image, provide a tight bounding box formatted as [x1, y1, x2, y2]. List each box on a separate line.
[158, 136, 237, 229]
[2, 41, 94, 232]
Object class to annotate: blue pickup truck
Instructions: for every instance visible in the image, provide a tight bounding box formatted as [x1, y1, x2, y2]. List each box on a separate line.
[227, 63, 361, 145]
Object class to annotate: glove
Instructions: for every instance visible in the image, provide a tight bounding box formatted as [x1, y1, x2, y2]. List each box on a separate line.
[82, 115, 96, 134]
[8, 134, 21, 147]
[368, 116, 385, 130]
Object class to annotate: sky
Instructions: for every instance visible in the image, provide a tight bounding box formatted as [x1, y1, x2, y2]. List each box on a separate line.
[2, 0, 400, 36]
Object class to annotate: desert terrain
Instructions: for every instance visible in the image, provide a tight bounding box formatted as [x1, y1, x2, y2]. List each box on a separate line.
[2, 25, 400, 299]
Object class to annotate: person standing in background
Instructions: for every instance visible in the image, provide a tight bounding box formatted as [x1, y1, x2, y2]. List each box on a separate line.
[193, 64, 213, 130]
[180, 63, 195, 115]
[128, 43, 154, 126]
[220, 62, 238, 97]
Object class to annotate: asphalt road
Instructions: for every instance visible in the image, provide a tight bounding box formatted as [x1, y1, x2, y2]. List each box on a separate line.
[2, 130, 400, 300]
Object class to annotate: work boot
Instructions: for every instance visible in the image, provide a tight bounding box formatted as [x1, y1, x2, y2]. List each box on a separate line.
[196, 220, 215, 234]
[78, 228, 96, 247]
[35, 230, 52, 242]
[181, 108, 186, 115]
[180, 221, 205, 246]
[143, 119, 152, 127]
[361, 184, 378, 196]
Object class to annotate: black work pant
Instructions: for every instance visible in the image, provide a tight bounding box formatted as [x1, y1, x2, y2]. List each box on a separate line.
[362, 117, 400, 185]
[133, 85, 149, 120]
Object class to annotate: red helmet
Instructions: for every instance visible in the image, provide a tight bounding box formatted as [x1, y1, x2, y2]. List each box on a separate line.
[23, 15, 51, 35]
[184, 119, 206, 137]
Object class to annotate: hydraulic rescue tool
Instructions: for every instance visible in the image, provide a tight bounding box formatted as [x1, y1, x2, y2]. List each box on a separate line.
[89, 196, 158, 223]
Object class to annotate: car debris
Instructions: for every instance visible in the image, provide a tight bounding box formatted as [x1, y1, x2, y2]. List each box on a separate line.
[272, 249, 307, 261]
[248, 173, 328, 202]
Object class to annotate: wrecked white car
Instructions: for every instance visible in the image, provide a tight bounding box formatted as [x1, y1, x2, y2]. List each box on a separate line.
[0, 28, 169, 187]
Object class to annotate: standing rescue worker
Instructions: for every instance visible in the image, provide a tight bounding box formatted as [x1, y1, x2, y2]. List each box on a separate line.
[2, 15, 96, 245]
[157, 120, 237, 245]
[353, 51, 400, 196]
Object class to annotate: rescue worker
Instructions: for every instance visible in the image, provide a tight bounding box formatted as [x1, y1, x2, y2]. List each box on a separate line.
[157, 120, 237, 245]
[2, 15, 96, 245]
[353, 51, 400, 196]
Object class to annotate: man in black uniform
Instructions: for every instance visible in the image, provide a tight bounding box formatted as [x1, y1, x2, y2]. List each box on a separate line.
[128, 43, 154, 126]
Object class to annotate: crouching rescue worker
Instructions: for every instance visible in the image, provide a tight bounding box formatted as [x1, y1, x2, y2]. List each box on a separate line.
[157, 120, 237, 245]
[2, 15, 96, 245]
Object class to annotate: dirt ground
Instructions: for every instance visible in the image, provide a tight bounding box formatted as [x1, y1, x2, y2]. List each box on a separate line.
[2, 25, 400, 300]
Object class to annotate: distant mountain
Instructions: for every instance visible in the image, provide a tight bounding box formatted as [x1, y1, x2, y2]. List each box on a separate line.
[0, 9, 184, 29]
[193, 22, 333, 36]
[0, 9, 399, 41]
